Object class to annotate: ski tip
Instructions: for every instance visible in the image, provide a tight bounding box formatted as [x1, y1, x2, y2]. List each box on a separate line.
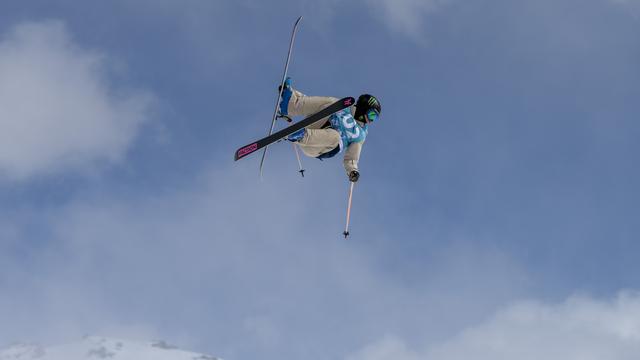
[343, 231, 350, 239]
[235, 142, 259, 161]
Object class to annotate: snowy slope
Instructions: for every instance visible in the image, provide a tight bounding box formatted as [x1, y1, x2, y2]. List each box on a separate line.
[0, 336, 221, 360]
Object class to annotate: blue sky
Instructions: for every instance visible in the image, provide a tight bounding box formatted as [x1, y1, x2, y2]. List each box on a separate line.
[1, 0, 640, 359]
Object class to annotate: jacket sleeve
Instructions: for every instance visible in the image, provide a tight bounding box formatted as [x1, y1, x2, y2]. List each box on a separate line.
[343, 141, 364, 175]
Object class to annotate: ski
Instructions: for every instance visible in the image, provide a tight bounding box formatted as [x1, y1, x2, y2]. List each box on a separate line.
[235, 97, 355, 161]
[259, 16, 303, 177]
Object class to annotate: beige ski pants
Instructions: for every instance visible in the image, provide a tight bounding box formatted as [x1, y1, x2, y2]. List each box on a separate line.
[286, 90, 341, 158]
[285, 89, 363, 175]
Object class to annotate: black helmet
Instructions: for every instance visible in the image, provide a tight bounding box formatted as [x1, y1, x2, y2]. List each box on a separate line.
[355, 94, 381, 123]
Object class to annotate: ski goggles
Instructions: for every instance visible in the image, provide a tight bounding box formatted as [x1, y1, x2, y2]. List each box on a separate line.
[365, 108, 380, 123]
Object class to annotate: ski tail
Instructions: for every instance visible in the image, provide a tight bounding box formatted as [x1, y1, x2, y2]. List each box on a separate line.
[236, 142, 260, 160]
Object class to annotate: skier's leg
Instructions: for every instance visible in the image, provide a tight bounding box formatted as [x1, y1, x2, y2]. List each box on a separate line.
[278, 78, 340, 128]
[296, 128, 341, 158]
[287, 90, 340, 130]
[288, 89, 338, 117]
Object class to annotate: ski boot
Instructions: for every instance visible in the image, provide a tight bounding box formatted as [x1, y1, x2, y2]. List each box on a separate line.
[278, 77, 293, 121]
[287, 128, 305, 142]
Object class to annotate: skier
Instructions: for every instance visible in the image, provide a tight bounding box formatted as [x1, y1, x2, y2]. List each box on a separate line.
[278, 77, 381, 182]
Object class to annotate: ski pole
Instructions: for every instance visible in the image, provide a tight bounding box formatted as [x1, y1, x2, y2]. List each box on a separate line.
[343, 181, 355, 239]
[292, 143, 305, 177]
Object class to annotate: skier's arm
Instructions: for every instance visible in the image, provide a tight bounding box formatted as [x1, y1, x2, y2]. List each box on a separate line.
[343, 141, 364, 177]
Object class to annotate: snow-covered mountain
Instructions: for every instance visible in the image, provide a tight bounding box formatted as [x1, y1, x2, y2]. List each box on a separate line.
[0, 336, 221, 360]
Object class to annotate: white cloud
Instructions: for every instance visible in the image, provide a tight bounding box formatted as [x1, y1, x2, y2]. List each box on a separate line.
[0, 163, 530, 359]
[610, 0, 639, 4]
[348, 336, 423, 360]
[0, 20, 153, 181]
[609, 0, 640, 16]
[364, 0, 450, 41]
[349, 291, 640, 360]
